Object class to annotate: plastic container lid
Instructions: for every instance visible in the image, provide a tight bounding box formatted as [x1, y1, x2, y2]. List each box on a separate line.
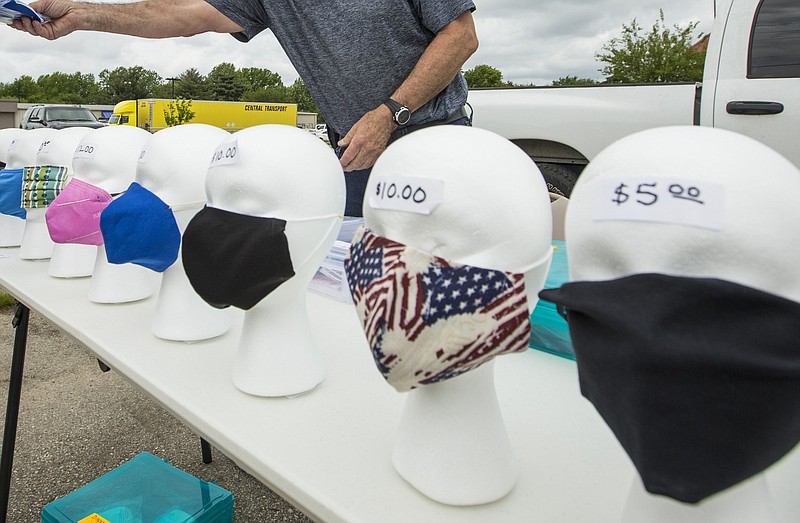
[41, 452, 233, 523]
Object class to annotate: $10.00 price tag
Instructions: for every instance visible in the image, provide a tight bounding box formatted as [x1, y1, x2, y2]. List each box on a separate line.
[73, 143, 97, 159]
[210, 140, 239, 167]
[593, 176, 726, 231]
[368, 174, 444, 215]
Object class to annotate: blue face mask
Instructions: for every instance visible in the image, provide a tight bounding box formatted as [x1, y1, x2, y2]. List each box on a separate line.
[0, 168, 26, 219]
[99, 182, 189, 273]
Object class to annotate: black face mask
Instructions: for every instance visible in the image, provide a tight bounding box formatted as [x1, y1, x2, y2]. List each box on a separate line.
[181, 206, 296, 310]
[539, 273, 800, 504]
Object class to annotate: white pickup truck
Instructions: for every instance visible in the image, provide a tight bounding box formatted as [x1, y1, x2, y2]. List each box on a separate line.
[467, 0, 800, 195]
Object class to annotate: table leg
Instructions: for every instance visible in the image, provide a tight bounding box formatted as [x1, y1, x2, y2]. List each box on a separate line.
[201, 438, 213, 464]
[0, 302, 30, 523]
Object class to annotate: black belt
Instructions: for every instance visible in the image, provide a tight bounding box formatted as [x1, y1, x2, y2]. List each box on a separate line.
[391, 106, 470, 140]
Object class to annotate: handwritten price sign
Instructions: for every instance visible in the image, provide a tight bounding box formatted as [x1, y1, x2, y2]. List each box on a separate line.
[368, 174, 444, 215]
[210, 140, 239, 167]
[73, 143, 97, 159]
[593, 177, 725, 231]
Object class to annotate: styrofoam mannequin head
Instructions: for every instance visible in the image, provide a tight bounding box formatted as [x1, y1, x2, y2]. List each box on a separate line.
[364, 125, 553, 308]
[203, 124, 344, 397]
[0, 128, 26, 247]
[136, 124, 230, 206]
[5, 128, 54, 169]
[566, 126, 800, 303]
[72, 126, 157, 303]
[138, 124, 235, 342]
[36, 127, 95, 171]
[36, 127, 98, 277]
[364, 126, 552, 506]
[16, 129, 59, 260]
[71, 126, 152, 193]
[0, 128, 23, 164]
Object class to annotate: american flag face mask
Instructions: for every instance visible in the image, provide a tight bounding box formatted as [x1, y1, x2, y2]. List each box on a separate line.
[345, 226, 550, 393]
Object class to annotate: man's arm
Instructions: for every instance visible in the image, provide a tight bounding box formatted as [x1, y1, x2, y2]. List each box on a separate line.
[11, 0, 241, 40]
[338, 10, 478, 172]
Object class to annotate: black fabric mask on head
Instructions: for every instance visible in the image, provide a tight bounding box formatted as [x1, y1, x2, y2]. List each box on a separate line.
[539, 273, 800, 504]
[181, 206, 295, 310]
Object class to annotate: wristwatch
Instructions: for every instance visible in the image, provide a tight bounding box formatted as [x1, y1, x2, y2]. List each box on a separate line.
[384, 98, 411, 126]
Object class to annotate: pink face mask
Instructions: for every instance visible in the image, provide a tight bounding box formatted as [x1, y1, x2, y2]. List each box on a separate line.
[45, 178, 113, 245]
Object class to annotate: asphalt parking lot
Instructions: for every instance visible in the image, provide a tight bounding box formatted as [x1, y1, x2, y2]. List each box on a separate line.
[0, 301, 312, 522]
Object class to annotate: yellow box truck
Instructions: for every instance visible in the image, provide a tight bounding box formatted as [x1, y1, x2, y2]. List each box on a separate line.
[108, 99, 298, 132]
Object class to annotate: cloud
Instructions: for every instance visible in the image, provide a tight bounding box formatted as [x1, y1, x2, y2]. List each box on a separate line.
[0, 0, 714, 88]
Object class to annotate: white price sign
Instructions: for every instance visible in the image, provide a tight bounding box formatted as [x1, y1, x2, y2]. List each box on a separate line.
[38, 139, 52, 153]
[210, 140, 239, 167]
[74, 143, 97, 159]
[593, 177, 725, 231]
[369, 175, 444, 215]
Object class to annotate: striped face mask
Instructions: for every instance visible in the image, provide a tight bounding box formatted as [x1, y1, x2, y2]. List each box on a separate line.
[344, 226, 548, 393]
[21, 165, 69, 209]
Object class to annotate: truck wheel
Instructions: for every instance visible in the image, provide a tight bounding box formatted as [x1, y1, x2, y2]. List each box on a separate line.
[537, 163, 578, 197]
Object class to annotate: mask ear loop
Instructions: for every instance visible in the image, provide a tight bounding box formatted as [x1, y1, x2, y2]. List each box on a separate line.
[284, 213, 344, 270]
[169, 200, 208, 213]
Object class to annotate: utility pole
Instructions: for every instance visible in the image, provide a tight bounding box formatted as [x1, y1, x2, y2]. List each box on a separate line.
[166, 77, 178, 99]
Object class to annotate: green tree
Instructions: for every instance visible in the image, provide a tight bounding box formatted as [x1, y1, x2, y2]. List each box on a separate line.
[0, 75, 40, 102]
[240, 67, 288, 102]
[207, 62, 245, 101]
[176, 68, 211, 100]
[463, 64, 512, 88]
[163, 97, 196, 127]
[551, 76, 600, 86]
[287, 78, 320, 115]
[596, 10, 706, 83]
[36, 72, 102, 103]
[240, 67, 283, 91]
[99, 66, 162, 103]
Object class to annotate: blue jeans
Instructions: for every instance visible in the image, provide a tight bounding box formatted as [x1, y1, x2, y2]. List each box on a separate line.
[337, 116, 471, 217]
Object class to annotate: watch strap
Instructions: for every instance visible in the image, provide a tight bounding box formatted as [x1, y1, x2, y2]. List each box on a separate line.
[383, 98, 410, 126]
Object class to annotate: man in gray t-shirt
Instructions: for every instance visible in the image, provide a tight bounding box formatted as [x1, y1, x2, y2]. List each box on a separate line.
[13, 0, 478, 216]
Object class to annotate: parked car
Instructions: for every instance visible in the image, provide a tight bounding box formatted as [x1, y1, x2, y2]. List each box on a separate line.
[20, 104, 106, 130]
[468, 0, 800, 196]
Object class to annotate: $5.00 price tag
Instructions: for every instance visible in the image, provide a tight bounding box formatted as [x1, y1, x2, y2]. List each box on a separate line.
[73, 143, 97, 159]
[368, 174, 444, 215]
[210, 140, 239, 167]
[593, 176, 726, 231]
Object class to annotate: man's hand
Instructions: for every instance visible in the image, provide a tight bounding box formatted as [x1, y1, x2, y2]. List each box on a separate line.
[337, 104, 396, 172]
[11, 0, 79, 40]
[11, 0, 241, 39]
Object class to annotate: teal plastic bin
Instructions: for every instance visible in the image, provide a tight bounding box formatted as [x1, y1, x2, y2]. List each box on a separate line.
[529, 240, 574, 360]
[42, 452, 233, 523]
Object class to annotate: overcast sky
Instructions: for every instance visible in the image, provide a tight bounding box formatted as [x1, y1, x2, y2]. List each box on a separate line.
[0, 0, 715, 88]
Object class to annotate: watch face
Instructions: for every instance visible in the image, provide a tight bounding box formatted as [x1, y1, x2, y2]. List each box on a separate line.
[396, 107, 411, 126]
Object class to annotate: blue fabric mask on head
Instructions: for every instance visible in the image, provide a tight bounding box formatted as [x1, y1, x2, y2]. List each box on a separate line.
[0, 168, 26, 219]
[99, 182, 185, 273]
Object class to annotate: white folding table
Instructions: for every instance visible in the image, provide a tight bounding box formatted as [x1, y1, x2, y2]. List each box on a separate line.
[0, 246, 797, 522]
